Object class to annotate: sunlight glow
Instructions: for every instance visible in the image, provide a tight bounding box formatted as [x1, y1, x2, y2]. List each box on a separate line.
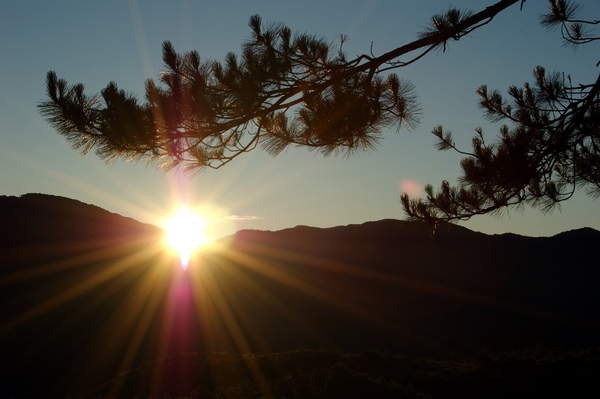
[164, 206, 208, 269]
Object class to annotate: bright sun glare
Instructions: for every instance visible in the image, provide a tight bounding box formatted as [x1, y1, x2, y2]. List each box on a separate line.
[164, 206, 208, 269]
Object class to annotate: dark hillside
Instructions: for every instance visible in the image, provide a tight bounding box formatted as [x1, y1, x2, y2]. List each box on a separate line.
[0, 193, 160, 268]
[0, 194, 598, 397]
[0, 194, 165, 398]
[217, 220, 599, 355]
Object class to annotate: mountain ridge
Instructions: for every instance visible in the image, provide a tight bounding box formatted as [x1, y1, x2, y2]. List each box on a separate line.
[3, 193, 597, 241]
[1, 193, 598, 398]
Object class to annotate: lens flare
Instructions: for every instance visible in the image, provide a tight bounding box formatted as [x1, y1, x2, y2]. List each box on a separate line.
[400, 179, 423, 197]
[164, 206, 207, 269]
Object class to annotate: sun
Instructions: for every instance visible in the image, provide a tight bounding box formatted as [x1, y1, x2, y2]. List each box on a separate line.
[163, 206, 208, 269]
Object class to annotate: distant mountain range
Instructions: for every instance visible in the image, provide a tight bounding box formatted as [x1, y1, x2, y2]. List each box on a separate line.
[1, 193, 599, 398]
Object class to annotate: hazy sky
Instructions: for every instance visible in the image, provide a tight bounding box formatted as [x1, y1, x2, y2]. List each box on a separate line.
[1, 0, 598, 240]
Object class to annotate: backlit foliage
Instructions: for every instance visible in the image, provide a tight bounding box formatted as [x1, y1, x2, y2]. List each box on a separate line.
[402, 0, 599, 226]
[39, 1, 521, 171]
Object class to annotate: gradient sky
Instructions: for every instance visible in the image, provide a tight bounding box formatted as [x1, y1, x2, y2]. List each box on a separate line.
[1, 0, 598, 240]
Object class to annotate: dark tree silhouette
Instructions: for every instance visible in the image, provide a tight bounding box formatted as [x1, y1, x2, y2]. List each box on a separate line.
[39, 0, 520, 171]
[402, 0, 600, 226]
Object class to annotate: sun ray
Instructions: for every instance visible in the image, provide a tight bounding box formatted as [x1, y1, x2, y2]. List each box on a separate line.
[105, 257, 174, 398]
[0, 239, 162, 335]
[187, 255, 274, 398]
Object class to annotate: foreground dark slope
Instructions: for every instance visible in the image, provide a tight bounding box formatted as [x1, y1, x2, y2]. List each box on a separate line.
[1, 193, 599, 398]
[0, 194, 166, 398]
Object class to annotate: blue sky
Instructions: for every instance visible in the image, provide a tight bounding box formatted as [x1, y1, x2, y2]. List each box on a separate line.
[1, 0, 598, 240]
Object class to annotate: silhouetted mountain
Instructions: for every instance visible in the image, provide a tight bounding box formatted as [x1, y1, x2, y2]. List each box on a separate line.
[0, 194, 165, 398]
[1, 194, 598, 398]
[219, 220, 599, 355]
[0, 193, 160, 264]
